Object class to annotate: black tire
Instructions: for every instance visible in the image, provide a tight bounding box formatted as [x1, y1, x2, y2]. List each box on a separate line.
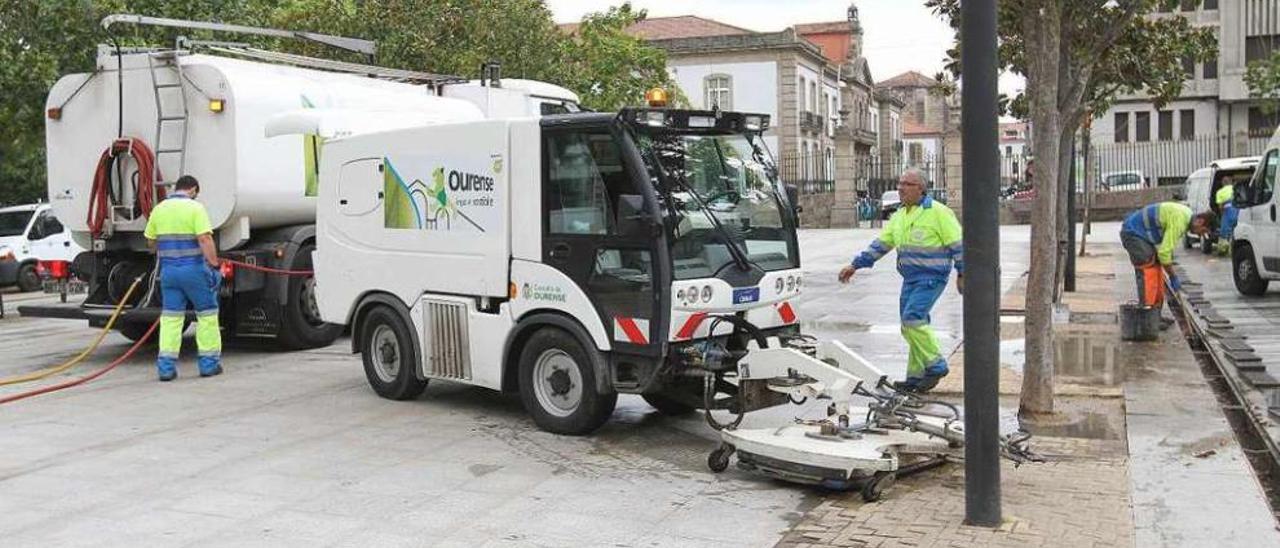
[707, 444, 734, 473]
[277, 244, 342, 350]
[1201, 235, 1214, 255]
[360, 306, 428, 400]
[643, 392, 697, 416]
[1233, 244, 1270, 296]
[518, 327, 617, 435]
[861, 471, 896, 502]
[15, 263, 40, 292]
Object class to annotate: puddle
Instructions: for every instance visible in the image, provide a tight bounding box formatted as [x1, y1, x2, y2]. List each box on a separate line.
[999, 334, 1125, 387]
[998, 400, 1125, 441]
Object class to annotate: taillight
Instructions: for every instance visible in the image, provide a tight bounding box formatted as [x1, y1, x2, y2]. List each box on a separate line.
[219, 261, 234, 280]
[39, 260, 70, 279]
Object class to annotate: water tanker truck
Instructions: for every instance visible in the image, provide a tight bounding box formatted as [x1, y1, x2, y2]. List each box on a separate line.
[19, 15, 578, 348]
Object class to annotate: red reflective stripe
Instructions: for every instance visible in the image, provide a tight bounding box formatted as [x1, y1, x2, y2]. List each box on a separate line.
[777, 302, 797, 324]
[676, 312, 708, 340]
[617, 317, 648, 345]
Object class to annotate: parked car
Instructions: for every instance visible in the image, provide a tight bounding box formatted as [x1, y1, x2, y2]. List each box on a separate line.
[1100, 170, 1149, 191]
[880, 190, 901, 219]
[1229, 126, 1280, 296]
[0, 203, 84, 292]
[1183, 156, 1260, 253]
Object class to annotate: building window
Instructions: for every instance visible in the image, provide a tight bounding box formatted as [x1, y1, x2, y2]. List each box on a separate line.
[1005, 145, 1013, 156]
[799, 77, 807, 113]
[1180, 0, 1198, 10]
[1180, 110, 1195, 139]
[1246, 36, 1280, 64]
[1203, 0, 1217, 9]
[1249, 107, 1280, 135]
[914, 97, 926, 125]
[1181, 56, 1195, 79]
[809, 81, 817, 112]
[1115, 112, 1129, 143]
[1203, 57, 1217, 79]
[703, 74, 732, 111]
[1158, 110, 1173, 141]
[1135, 111, 1151, 142]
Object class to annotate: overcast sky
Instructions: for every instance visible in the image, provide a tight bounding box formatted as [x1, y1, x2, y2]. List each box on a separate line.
[546, 0, 1025, 98]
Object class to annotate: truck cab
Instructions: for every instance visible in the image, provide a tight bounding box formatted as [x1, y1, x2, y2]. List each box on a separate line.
[0, 204, 84, 292]
[315, 107, 803, 434]
[1229, 126, 1280, 296]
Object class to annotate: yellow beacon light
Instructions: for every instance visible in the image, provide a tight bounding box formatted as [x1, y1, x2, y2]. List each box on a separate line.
[645, 87, 669, 108]
[209, 98, 226, 113]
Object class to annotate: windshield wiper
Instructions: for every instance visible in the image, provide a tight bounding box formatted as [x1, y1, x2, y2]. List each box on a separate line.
[642, 138, 753, 273]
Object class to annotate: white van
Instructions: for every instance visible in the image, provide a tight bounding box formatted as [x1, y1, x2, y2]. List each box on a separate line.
[1182, 156, 1259, 253]
[0, 204, 84, 292]
[1229, 126, 1280, 295]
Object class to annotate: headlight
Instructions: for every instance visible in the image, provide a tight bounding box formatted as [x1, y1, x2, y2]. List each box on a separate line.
[775, 277, 784, 294]
[676, 288, 686, 302]
[701, 285, 713, 303]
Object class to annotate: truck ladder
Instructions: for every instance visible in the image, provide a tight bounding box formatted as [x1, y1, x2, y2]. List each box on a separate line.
[147, 51, 190, 190]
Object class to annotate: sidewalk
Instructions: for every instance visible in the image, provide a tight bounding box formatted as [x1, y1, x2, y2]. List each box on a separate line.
[778, 241, 1278, 547]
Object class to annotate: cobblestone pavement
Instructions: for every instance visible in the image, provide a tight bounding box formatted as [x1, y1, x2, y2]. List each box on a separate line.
[777, 438, 1133, 548]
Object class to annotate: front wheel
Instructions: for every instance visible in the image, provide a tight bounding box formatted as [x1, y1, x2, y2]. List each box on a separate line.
[1233, 244, 1270, 296]
[518, 328, 616, 435]
[360, 306, 428, 400]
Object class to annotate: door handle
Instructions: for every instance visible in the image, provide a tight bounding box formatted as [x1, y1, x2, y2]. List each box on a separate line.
[549, 243, 571, 260]
[64, 241, 71, 247]
[1271, 204, 1276, 222]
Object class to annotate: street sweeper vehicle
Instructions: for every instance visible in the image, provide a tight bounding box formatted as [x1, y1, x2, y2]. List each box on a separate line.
[19, 14, 579, 349]
[301, 94, 1038, 494]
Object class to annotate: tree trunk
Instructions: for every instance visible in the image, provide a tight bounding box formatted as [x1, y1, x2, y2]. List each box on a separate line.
[1020, 0, 1062, 417]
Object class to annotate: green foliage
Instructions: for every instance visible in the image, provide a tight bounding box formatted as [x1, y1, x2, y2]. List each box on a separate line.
[0, 0, 675, 205]
[925, 0, 1216, 121]
[1246, 51, 1280, 113]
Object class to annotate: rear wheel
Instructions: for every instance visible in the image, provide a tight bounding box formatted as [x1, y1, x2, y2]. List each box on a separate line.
[360, 306, 428, 400]
[1233, 244, 1270, 296]
[518, 328, 616, 435]
[277, 244, 342, 349]
[15, 263, 39, 292]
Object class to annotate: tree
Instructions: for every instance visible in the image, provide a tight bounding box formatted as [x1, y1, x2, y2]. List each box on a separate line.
[1246, 51, 1280, 112]
[926, 0, 1215, 416]
[0, 0, 677, 205]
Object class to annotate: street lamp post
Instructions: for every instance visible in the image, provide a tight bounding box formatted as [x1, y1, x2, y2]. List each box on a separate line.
[960, 0, 1002, 528]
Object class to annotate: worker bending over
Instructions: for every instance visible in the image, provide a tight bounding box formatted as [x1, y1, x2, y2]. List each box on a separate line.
[1216, 182, 1238, 251]
[840, 168, 963, 393]
[1120, 202, 1214, 310]
[143, 175, 223, 381]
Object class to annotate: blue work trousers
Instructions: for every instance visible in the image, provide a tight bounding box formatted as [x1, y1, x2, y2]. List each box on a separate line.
[158, 262, 222, 377]
[899, 277, 948, 378]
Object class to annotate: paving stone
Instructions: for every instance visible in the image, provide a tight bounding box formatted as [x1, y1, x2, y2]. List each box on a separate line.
[1226, 350, 1263, 364]
[1220, 339, 1254, 352]
[1241, 371, 1280, 388]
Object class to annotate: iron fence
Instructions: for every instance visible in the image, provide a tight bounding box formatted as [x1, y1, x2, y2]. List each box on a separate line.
[1085, 131, 1272, 190]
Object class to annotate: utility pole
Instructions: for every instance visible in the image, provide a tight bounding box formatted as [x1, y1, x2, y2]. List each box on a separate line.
[961, 0, 1002, 528]
[1065, 134, 1077, 292]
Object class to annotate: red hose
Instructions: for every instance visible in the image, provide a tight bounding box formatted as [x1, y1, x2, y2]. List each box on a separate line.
[0, 320, 158, 405]
[223, 259, 313, 277]
[88, 138, 165, 238]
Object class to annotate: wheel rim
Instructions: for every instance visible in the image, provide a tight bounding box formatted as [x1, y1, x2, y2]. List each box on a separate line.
[1238, 255, 1255, 282]
[301, 277, 324, 326]
[532, 349, 584, 417]
[370, 324, 401, 383]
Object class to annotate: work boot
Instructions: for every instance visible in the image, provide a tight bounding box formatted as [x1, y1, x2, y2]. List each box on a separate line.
[914, 361, 950, 393]
[198, 355, 222, 377]
[158, 370, 177, 382]
[199, 363, 223, 378]
[156, 358, 177, 382]
[892, 377, 923, 393]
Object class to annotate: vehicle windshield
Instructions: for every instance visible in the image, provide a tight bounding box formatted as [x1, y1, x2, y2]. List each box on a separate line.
[635, 131, 798, 280]
[0, 210, 33, 238]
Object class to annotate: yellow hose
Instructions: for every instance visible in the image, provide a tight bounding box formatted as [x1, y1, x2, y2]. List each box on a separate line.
[0, 276, 144, 387]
